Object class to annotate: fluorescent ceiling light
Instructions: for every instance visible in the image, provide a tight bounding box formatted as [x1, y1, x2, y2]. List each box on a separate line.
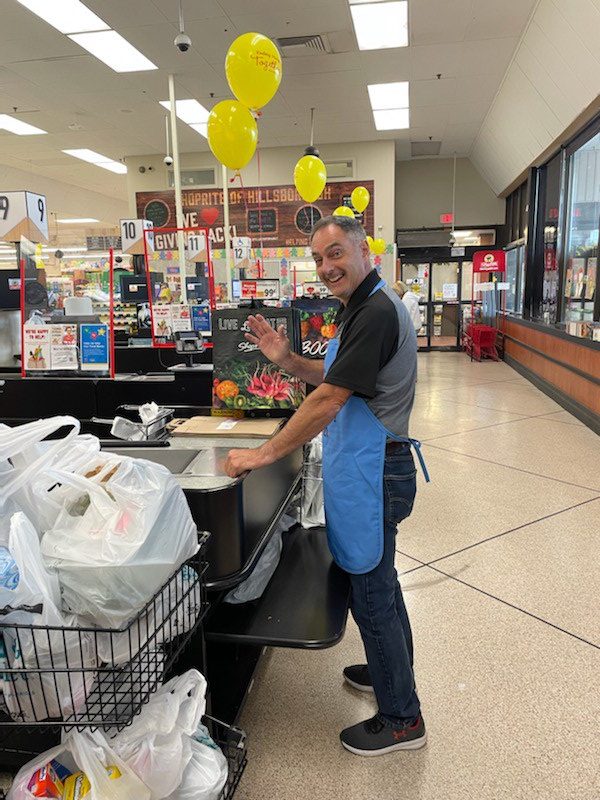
[160, 100, 209, 138]
[69, 30, 157, 72]
[350, 1, 408, 50]
[57, 218, 99, 224]
[62, 149, 127, 174]
[15, 0, 109, 34]
[368, 82, 409, 111]
[373, 108, 409, 130]
[0, 114, 47, 135]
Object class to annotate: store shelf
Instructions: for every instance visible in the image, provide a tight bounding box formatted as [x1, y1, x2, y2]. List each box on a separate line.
[205, 525, 351, 649]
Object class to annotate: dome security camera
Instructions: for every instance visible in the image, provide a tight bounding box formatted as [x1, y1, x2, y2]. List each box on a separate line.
[164, 155, 174, 167]
[174, 32, 192, 52]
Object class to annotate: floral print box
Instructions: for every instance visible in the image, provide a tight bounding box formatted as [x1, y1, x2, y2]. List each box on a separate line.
[212, 308, 304, 411]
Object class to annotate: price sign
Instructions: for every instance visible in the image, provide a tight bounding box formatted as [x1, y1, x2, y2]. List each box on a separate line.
[240, 278, 280, 299]
[302, 281, 329, 298]
[186, 232, 207, 261]
[120, 219, 154, 255]
[0, 191, 48, 243]
[232, 236, 251, 268]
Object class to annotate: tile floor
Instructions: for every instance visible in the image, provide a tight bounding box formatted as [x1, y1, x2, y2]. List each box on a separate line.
[236, 352, 600, 800]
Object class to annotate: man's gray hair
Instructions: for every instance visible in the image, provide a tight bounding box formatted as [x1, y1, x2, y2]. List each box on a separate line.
[310, 214, 366, 243]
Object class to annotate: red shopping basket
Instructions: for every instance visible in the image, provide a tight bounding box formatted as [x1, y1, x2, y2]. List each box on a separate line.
[463, 323, 499, 362]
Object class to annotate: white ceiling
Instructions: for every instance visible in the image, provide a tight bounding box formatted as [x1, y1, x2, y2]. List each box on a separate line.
[0, 0, 538, 201]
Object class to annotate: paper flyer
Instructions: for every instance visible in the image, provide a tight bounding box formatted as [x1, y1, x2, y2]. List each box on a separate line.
[191, 305, 211, 333]
[23, 325, 51, 371]
[171, 304, 192, 332]
[152, 305, 173, 339]
[585, 258, 596, 301]
[80, 324, 109, 371]
[50, 325, 78, 370]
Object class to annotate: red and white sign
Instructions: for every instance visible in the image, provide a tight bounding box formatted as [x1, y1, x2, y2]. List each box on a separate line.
[240, 278, 280, 299]
[440, 213, 454, 224]
[473, 250, 506, 273]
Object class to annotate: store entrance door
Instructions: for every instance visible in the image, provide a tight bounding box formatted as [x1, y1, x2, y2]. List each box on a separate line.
[401, 261, 464, 350]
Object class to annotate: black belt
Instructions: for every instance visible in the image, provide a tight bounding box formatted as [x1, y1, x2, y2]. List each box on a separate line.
[385, 440, 410, 453]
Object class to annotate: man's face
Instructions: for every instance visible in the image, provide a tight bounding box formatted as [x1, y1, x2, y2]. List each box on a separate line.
[311, 225, 371, 304]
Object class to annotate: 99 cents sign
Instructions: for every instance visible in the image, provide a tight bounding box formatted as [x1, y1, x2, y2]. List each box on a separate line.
[240, 279, 280, 299]
[0, 191, 48, 243]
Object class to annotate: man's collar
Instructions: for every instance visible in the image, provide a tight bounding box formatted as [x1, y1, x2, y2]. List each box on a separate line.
[337, 270, 380, 321]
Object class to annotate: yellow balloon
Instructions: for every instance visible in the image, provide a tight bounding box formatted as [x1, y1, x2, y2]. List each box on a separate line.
[333, 206, 355, 218]
[225, 32, 282, 110]
[294, 155, 327, 203]
[366, 235, 375, 253]
[372, 238, 386, 255]
[351, 186, 370, 213]
[207, 100, 258, 171]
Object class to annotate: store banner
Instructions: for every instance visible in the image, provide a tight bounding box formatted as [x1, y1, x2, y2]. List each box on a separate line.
[136, 181, 375, 249]
[473, 250, 506, 273]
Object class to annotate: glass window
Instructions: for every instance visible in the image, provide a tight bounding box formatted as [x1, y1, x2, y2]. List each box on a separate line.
[461, 261, 473, 301]
[510, 189, 520, 242]
[505, 249, 518, 313]
[519, 181, 529, 240]
[562, 130, 599, 332]
[541, 153, 562, 323]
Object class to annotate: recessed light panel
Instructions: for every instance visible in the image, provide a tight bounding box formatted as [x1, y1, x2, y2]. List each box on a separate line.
[15, 0, 109, 34]
[0, 114, 47, 135]
[62, 149, 127, 174]
[69, 30, 158, 72]
[350, 1, 408, 50]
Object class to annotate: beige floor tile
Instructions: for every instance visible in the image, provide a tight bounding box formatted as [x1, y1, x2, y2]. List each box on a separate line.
[432, 499, 600, 645]
[236, 570, 599, 800]
[538, 410, 585, 427]
[410, 394, 527, 440]
[429, 418, 600, 490]
[396, 447, 598, 562]
[395, 550, 424, 573]
[421, 381, 563, 416]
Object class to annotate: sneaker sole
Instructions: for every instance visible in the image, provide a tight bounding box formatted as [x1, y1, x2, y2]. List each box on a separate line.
[341, 733, 427, 757]
[343, 676, 375, 693]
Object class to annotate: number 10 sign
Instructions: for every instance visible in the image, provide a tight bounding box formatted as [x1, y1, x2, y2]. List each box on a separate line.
[0, 191, 48, 243]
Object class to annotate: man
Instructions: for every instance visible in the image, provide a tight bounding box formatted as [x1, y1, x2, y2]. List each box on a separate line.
[225, 216, 426, 756]
[393, 280, 422, 333]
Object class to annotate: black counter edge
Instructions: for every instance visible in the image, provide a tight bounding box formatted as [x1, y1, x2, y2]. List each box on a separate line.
[504, 355, 600, 435]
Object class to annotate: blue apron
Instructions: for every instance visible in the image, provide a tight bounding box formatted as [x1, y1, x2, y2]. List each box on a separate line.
[322, 279, 430, 574]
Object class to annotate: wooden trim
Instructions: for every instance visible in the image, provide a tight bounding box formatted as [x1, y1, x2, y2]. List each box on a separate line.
[503, 319, 600, 379]
[505, 339, 600, 415]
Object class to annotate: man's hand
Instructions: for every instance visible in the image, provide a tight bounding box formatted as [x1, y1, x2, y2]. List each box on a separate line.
[245, 314, 291, 367]
[225, 446, 272, 478]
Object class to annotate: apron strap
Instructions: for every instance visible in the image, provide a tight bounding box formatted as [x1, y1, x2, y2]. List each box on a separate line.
[408, 438, 430, 483]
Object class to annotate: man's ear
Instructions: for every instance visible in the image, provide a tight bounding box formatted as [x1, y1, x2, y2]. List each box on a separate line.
[360, 238, 370, 259]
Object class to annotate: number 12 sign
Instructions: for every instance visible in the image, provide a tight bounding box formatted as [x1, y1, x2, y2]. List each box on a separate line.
[0, 191, 48, 243]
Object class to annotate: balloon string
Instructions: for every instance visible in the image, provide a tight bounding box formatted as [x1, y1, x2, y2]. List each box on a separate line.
[230, 170, 258, 277]
[257, 146, 264, 274]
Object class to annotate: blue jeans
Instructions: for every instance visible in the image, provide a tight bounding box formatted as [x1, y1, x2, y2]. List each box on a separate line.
[348, 447, 420, 725]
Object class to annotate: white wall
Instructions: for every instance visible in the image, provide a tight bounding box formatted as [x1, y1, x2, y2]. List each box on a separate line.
[395, 158, 505, 229]
[125, 140, 396, 242]
[471, 0, 600, 195]
[0, 163, 128, 226]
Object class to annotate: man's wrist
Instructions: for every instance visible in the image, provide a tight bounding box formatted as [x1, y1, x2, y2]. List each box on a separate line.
[278, 351, 295, 373]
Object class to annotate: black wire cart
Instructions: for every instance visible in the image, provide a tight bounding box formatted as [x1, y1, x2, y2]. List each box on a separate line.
[0, 531, 247, 798]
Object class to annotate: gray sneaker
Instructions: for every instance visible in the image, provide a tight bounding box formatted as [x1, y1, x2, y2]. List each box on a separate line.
[343, 664, 374, 693]
[340, 714, 427, 756]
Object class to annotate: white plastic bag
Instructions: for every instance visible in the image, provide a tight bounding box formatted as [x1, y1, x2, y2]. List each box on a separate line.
[0, 417, 82, 532]
[96, 565, 202, 665]
[0, 513, 96, 722]
[40, 452, 199, 628]
[111, 670, 207, 800]
[223, 512, 296, 604]
[166, 726, 228, 800]
[8, 728, 151, 800]
[301, 435, 325, 527]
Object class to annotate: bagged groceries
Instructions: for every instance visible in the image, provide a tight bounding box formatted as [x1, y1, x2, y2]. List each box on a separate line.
[40, 452, 199, 628]
[0, 513, 96, 722]
[110, 670, 227, 800]
[166, 725, 228, 800]
[8, 729, 150, 800]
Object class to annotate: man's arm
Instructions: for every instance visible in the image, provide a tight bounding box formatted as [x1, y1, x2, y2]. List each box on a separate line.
[224, 382, 351, 477]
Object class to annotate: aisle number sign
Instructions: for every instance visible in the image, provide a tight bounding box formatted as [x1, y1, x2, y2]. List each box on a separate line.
[232, 236, 251, 268]
[186, 232, 207, 261]
[120, 218, 154, 255]
[0, 191, 48, 243]
[240, 279, 279, 299]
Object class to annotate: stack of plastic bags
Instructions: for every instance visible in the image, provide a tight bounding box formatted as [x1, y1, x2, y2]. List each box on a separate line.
[0, 416, 201, 722]
[8, 670, 228, 800]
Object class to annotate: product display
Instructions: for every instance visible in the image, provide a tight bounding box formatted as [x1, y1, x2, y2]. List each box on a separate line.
[212, 308, 303, 411]
[292, 297, 340, 359]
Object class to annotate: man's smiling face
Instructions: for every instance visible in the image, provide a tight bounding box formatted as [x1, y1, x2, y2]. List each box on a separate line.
[311, 224, 371, 305]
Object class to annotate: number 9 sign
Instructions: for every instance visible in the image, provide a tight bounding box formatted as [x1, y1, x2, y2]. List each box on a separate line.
[0, 191, 48, 243]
